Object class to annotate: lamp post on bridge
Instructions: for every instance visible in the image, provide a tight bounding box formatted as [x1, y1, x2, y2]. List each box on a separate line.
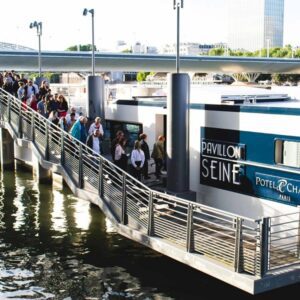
[82, 8, 104, 122]
[83, 8, 95, 76]
[167, 0, 192, 197]
[173, 0, 184, 73]
[29, 21, 42, 77]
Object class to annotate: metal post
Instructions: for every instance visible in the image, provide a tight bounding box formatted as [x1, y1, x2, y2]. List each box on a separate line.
[259, 217, 270, 277]
[186, 203, 194, 252]
[78, 144, 83, 189]
[121, 173, 127, 225]
[91, 10, 95, 76]
[83, 8, 95, 76]
[234, 217, 243, 272]
[18, 103, 23, 138]
[7, 99, 11, 124]
[147, 191, 154, 236]
[44, 124, 49, 160]
[173, 0, 183, 73]
[98, 158, 104, 197]
[31, 113, 35, 142]
[60, 133, 65, 166]
[30, 21, 42, 77]
[38, 31, 41, 77]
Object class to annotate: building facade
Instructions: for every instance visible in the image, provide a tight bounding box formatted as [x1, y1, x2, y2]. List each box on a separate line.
[228, 0, 284, 51]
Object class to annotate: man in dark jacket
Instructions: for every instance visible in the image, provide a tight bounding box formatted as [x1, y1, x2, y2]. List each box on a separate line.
[139, 133, 150, 179]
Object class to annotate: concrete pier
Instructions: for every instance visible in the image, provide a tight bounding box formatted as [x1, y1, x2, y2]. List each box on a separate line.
[0, 128, 14, 169]
[32, 154, 52, 184]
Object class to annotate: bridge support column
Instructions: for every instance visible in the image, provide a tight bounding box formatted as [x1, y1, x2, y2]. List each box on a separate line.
[32, 154, 52, 184]
[0, 128, 15, 170]
[86, 76, 105, 120]
[167, 73, 190, 193]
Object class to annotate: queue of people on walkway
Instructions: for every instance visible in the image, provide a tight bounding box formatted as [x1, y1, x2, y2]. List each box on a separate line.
[1, 71, 166, 182]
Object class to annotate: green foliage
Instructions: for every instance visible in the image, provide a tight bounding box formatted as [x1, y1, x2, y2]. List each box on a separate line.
[66, 44, 97, 51]
[28, 72, 60, 83]
[208, 48, 225, 56]
[136, 72, 150, 82]
[122, 48, 132, 53]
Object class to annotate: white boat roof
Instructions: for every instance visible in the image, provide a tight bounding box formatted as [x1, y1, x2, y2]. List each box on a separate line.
[190, 85, 300, 108]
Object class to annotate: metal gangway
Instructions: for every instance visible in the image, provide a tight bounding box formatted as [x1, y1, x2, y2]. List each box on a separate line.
[0, 88, 300, 294]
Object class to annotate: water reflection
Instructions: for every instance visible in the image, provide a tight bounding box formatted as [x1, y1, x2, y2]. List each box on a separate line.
[0, 169, 299, 299]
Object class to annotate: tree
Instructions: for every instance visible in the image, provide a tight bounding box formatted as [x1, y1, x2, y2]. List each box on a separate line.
[66, 44, 97, 51]
[122, 48, 132, 53]
[208, 48, 225, 56]
[137, 72, 150, 82]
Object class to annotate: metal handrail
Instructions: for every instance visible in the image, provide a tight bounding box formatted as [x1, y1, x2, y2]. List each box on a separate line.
[2, 87, 297, 277]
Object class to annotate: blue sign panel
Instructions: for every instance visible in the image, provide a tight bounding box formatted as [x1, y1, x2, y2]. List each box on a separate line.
[254, 173, 300, 204]
[200, 127, 300, 206]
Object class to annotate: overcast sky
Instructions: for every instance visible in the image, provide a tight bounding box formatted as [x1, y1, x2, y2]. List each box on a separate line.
[0, 0, 299, 51]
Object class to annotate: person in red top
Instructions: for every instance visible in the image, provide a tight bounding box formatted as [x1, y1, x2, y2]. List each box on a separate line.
[29, 94, 38, 111]
[57, 94, 69, 118]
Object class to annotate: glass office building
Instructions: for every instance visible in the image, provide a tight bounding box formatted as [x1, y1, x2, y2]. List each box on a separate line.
[228, 0, 284, 51]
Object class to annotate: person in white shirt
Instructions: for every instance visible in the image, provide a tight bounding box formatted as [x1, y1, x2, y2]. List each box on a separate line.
[88, 117, 104, 136]
[86, 129, 101, 155]
[115, 138, 128, 171]
[131, 140, 145, 181]
[65, 107, 80, 123]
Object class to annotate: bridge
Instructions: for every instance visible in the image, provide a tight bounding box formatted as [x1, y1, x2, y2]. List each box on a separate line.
[2, 50, 300, 73]
[1, 88, 300, 294]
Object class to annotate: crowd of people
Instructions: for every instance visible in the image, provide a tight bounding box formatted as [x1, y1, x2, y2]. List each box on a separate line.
[1, 70, 166, 182]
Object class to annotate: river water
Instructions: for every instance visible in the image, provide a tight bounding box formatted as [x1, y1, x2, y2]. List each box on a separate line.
[0, 168, 299, 300]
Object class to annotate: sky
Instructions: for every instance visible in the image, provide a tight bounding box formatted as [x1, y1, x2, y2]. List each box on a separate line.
[0, 0, 299, 51]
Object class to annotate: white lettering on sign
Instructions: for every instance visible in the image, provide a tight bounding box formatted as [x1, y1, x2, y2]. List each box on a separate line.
[201, 140, 243, 160]
[255, 173, 300, 202]
[201, 158, 241, 185]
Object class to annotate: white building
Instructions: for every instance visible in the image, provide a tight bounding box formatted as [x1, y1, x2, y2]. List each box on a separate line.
[228, 0, 284, 51]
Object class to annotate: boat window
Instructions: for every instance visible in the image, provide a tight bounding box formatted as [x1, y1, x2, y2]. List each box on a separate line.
[275, 140, 300, 168]
[102, 120, 143, 155]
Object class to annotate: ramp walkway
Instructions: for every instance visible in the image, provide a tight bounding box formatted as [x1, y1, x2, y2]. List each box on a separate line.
[0, 88, 300, 294]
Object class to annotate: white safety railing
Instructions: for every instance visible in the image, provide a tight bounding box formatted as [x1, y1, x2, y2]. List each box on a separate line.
[1, 88, 299, 277]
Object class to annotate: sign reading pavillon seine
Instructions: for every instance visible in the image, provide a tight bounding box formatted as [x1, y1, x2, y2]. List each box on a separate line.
[200, 139, 245, 187]
[200, 137, 300, 206]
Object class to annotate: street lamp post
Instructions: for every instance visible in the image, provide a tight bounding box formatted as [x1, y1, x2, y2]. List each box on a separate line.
[29, 21, 42, 77]
[167, 0, 191, 195]
[83, 8, 95, 76]
[173, 0, 184, 73]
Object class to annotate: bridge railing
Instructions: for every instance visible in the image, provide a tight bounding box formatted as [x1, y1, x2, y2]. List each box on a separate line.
[1, 88, 296, 277]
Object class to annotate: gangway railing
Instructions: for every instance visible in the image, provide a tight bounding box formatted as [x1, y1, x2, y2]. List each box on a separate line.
[1, 88, 299, 278]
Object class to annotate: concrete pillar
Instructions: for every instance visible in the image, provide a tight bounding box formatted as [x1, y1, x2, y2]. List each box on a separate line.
[86, 75, 105, 120]
[52, 172, 65, 190]
[0, 128, 14, 170]
[167, 73, 190, 193]
[32, 154, 52, 184]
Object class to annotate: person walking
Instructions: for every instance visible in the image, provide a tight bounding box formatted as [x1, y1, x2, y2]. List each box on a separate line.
[139, 133, 150, 179]
[151, 135, 165, 180]
[70, 116, 88, 143]
[131, 140, 145, 181]
[114, 138, 128, 171]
